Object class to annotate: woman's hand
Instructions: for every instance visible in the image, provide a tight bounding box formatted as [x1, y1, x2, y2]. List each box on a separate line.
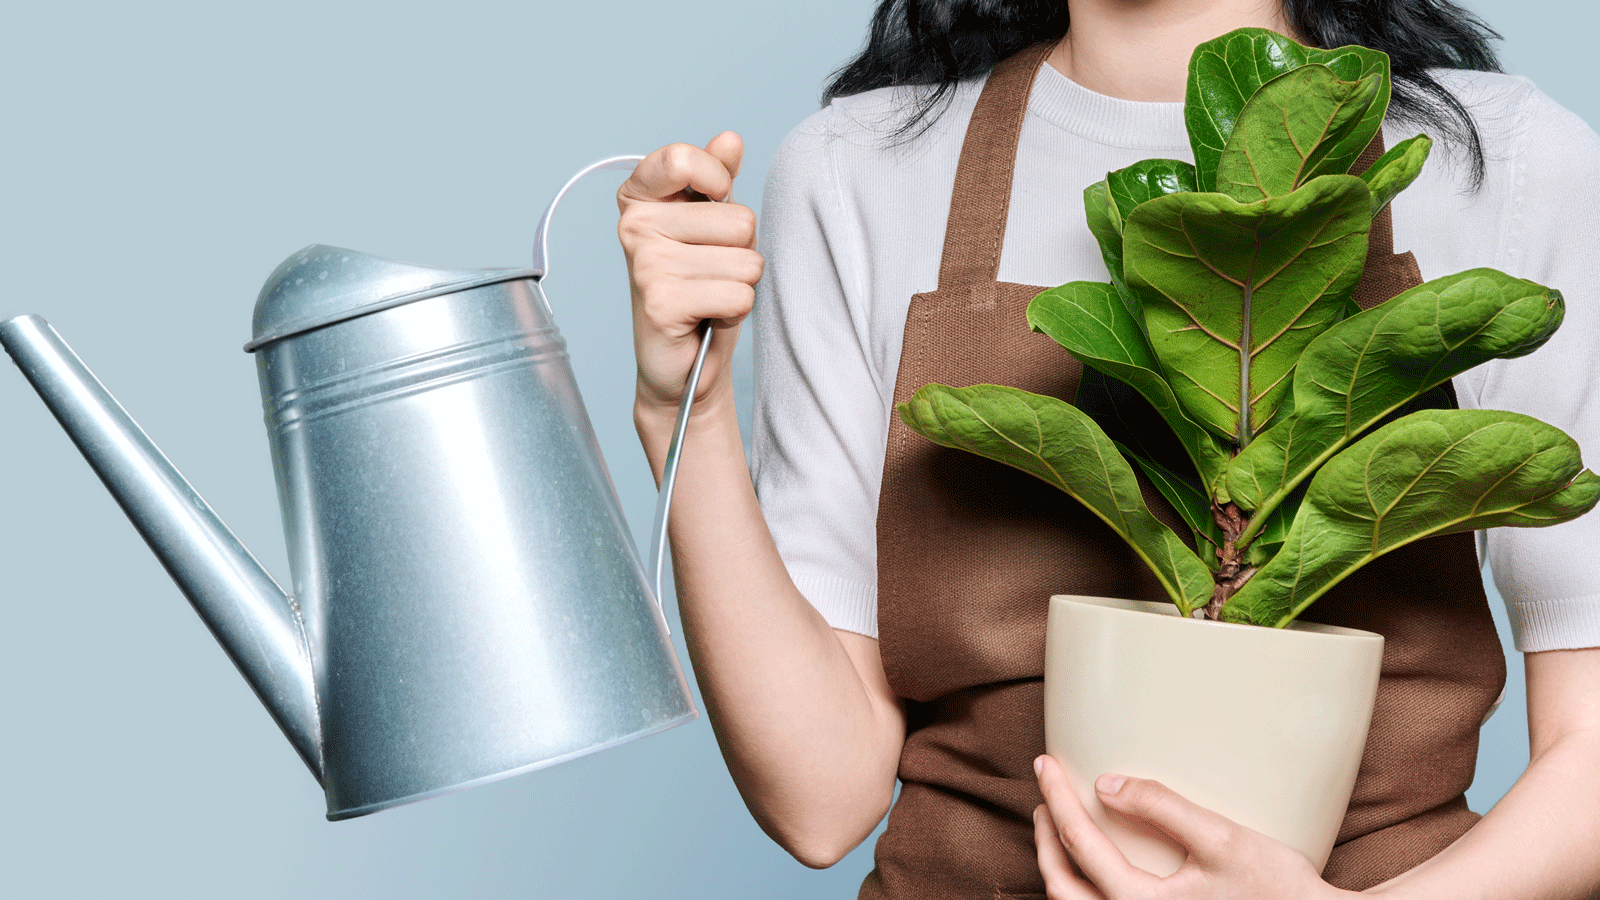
[616, 131, 763, 444]
[1033, 754, 1357, 900]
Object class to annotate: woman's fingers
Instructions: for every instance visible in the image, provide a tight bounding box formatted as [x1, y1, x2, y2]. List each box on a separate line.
[1094, 774, 1231, 863]
[614, 202, 758, 256]
[630, 239, 763, 287]
[1034, 805, 1107, 900]
[621, 200, 760, 253]
[1035, 755, 1152, 896]
[703, 130, 743, 185]
[1036, 759, 1335, 899]
[635, 275, 756, 338]
[617, 132, 762, 422]
[629, 242, 761, 365]
[619, 133, 743, 205]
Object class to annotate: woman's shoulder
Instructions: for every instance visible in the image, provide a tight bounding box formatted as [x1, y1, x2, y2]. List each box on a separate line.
[1386, 69, 1600, 228]
[765, 79, 984, 200]
[1431, 69, 1600, 172]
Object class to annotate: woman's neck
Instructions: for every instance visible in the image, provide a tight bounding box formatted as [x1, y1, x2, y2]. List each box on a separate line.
[1048, 0, 1298, 101]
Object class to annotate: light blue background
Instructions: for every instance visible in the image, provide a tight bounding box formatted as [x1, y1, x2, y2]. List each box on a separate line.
[0, 2, 1590, 896]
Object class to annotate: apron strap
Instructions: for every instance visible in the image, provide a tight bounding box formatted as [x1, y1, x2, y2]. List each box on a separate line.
[1349, 134, 1426, 311]
[936, 42, 1055, 289]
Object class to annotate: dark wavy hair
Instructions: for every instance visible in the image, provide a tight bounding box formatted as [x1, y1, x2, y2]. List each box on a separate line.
[824, 0, 1502, 184]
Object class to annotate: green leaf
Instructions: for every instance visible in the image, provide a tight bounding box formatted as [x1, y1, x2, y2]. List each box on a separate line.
[1214, 65, 1385, 203]
[1123, 175, 1373, 445]
[1088, 162, 1197, 332]
[1222, 409, 1600, 626]
[1085, 179, 1124, 271]
[1186, 28, 1390, 191]
[1359, 135, 1432, 217]
[898, 383, 1214, 616]
[1118, 441, 1225, 557]
[1225, 269, 1565, 539]
[1028, 281, 1230, 487]
[1107, 159, 1199, 221]
[1242, 490, 1300, 567]
[1083, 180, 1144, 330]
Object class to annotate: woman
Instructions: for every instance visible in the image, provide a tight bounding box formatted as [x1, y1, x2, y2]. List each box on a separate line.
[616, 1, 1600, 897]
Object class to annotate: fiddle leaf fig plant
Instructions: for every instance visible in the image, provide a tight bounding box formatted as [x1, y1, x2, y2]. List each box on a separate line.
[899, 28, 1600, 626]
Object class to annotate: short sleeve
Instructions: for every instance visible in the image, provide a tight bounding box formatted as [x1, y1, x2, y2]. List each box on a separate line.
[1476, 84, 1600, 651]
[749, 106, 889, 638]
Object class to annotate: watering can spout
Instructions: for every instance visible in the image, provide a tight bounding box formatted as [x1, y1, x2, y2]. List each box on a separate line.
[0, 314, 323, 780]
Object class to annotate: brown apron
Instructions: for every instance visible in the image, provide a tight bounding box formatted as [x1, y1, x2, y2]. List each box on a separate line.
[863, 43, 1505, 900]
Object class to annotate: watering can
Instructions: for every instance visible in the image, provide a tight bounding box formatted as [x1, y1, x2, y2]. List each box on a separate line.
[0, 158, 704, 820]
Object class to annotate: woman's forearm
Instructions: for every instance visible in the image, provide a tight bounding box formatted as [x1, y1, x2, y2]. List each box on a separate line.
[636, 392, 905, 868]
[1366, 650, 1600, 900]
[617, 134, 903, 868]
[1362, 734, 1600, 900]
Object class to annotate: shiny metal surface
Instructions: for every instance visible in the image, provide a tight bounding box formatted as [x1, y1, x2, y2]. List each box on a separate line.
[530, 156, 643, 280]
[0, 159, 701, 820]
[257, 268, 695, 818]
[650, 321, 712, 614]
[0, 315, 324, 779]
[246, 245, 538, 352]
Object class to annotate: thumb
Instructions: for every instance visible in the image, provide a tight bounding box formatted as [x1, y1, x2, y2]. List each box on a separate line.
[1095, 774, 1231, 859]
[703, 131, 744, 196]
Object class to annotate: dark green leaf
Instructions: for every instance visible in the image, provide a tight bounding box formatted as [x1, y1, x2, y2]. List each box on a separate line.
[1107, 159, 1199, 221]
[1118, 441, 1225, 556]
[1359, 135, 1432, 217]
[898, 383, 1214, 616]
[1186, 28, 1389, 191]
[1242, 490, 1299, 566]
[1123, 175, 1372, 445]
[1222, 409, 1600, 626]
[1089, 163, 1198, 332]
[1085, 179, 1123, 272]
[1225, 270, 1565, 539]
[1029, 281, 1230, 486]
[1083, 180, 1145, 330]
[1214, 65, 1384, 202]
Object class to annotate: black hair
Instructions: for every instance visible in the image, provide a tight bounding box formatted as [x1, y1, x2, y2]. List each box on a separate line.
[823, 0, 1502, 185]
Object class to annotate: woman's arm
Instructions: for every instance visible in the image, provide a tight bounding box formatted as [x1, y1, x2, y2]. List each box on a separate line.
[1364, 647, 1600, 900]
[1030, 648, 1600, 899]
[617, 133, 905, 868]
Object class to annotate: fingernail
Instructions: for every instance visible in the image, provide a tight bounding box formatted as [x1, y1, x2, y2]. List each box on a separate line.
[1034, 755, 1045, 776]
[1097, 774, 1126, 795]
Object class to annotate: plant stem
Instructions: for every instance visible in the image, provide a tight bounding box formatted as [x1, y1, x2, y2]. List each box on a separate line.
[1207, 499, 1257, 620]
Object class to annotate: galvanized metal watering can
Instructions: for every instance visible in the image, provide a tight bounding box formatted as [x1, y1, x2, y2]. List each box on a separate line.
[0, 157, 702, 820]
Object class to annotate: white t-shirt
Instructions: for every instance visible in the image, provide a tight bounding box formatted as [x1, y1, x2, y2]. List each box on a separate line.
[750, 63, 1600, 652]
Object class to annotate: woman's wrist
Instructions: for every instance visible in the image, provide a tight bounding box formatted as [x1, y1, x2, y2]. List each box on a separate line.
[633, 378, 741, 482]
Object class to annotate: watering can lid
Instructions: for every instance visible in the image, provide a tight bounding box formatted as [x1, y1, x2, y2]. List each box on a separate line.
[244, 244, 539, 352]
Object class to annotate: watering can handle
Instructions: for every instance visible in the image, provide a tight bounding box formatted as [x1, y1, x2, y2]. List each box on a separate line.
[531, 155, 645, 280]
[534, 155, 716, 634]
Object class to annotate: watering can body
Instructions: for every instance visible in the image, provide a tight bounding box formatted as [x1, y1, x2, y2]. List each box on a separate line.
[0, 242, 697, 819]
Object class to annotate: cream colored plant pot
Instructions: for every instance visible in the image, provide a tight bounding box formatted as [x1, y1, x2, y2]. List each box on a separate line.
[1044, 594, 1384, 877]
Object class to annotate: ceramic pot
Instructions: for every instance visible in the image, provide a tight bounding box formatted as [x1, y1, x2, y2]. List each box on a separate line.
[1043, 594, 1384, 876]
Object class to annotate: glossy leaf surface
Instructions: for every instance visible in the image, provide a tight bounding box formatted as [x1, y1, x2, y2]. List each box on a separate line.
[1186, 28, 1389, 191]
[1214, 65, 1384, 203]
[1225, 269, 1565, 534]
[1088, 161, 1198, 329]
[1083, 180, 1143, 329]
[1360, 135, 1432, 217]
[1029, 281, 1229, 485]
[1123, 175, 1372, 444]
[1119, 443, 1224, 557]
[1223, 409, 1600, 626]
[1084, 180, 1124, 272]
[1107, 159, 1199, 221]
[898, 383, 1214, 615]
